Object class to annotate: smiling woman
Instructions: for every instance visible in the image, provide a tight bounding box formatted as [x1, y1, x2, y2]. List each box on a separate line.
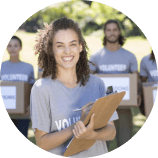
[52, 29, 82, 82]
[30, 17, 118, 157]
[34, 17, 89, 86]
[1, 36, 35, 138]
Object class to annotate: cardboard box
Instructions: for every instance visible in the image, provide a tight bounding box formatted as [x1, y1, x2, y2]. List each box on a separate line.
[142, 82, 157, 117]
[97, 73, 139, 106]
[0, 81, 32, 114]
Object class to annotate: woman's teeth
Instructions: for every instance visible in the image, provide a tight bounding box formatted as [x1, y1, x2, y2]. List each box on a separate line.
[63, 57, 73, 61]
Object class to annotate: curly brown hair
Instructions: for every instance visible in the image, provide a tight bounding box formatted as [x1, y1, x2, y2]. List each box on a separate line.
[103, 19, 125, 46]
[34, 17, 90, 86]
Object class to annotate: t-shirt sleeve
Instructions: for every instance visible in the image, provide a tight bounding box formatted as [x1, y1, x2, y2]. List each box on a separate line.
[140, 58, 148, 77]
[130, 54, 138, 72]
[89, 54, 97, 72]
[30, 83, 51, 133]
[28, 66, 35, 85]
[99, 79, 119, 122]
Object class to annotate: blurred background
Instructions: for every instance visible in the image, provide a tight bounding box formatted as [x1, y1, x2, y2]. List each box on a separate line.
[2, 0, 150, 152]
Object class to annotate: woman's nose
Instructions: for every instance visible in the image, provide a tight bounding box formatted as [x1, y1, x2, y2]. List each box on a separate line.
[64, 46, 71, 54]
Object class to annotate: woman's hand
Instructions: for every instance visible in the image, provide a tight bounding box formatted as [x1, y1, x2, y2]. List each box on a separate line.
[73, 113, 96, 139]
[80, 101, 94, 122]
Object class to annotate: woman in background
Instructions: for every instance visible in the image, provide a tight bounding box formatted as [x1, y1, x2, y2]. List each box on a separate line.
[139, 50, 158, 115]
[1, 36, 35, 138]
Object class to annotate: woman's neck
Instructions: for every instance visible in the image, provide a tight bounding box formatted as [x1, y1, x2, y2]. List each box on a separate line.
[57, 67, 78, 88]
[9, 55, 20, 63]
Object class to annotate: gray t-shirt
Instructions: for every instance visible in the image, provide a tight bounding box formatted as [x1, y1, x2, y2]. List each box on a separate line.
[140, 54, 158, 82]
[0, 60, 35, 119]
[89, 47, 138, 74]
[30, 74, 118, 157]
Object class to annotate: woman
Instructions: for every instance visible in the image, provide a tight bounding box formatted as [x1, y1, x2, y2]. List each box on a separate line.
[31, 17, 118, 157]
[139, 50, 158, 115]
[1, 36, 35, 138]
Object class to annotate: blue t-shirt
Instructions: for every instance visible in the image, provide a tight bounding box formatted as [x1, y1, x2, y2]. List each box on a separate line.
[140, 54, 158, 82]
[30, 75, 118, 157]
[0, 60, 35, 119]
[89, 47, 138, 74]
[0, 60, 35, 84]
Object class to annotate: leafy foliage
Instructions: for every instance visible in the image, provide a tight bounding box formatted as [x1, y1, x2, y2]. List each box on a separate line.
[20, 0, 145, 38]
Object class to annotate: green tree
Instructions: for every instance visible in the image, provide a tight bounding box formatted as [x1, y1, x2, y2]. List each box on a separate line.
[21, 0, 145, 38]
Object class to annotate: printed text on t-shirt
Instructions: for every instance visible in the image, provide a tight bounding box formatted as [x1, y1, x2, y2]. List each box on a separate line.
[1, 74, 28, 82]
[150, 70, 158, 77]
[99, 64, 127, 72]
[55, 116, 80, 131]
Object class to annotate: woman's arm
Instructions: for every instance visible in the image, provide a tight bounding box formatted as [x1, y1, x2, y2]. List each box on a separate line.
[35, 101, 94, 151]
[92, 121, 116, 141]
[35, 124, 75, 151]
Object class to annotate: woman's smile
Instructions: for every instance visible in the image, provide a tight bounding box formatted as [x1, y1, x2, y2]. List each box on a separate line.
[62, 55, 74, 62]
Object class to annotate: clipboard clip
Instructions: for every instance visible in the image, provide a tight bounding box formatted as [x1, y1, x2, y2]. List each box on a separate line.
[106, 86, 117, 96]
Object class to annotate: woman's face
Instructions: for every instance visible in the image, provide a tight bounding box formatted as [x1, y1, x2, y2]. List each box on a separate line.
[7, 39, 22, 57]
[53, 29, 82, 71]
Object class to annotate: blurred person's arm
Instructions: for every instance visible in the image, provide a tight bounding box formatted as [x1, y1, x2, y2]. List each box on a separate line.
[140, 76, 148, 82]
[139, 57, 148, 97]
[139, 75, 148, 99]
[139, 75, 148, 101]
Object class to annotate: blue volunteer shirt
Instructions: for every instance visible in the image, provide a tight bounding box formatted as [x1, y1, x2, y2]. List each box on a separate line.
[0, 60, 35, 84]
[0, 60, 35, 119]
[89, 47, 138, 74]
[140, 54, 158, 82]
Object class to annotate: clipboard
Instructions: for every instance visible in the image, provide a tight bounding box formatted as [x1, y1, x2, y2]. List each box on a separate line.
[63, 91, 126, 157]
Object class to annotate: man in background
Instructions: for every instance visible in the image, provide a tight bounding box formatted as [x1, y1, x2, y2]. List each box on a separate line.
[89, 19, 138, 148]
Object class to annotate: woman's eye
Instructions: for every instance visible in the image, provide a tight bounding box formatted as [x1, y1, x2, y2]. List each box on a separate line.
[71, 44, 76, 46]
[57, 45, 63, 48]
